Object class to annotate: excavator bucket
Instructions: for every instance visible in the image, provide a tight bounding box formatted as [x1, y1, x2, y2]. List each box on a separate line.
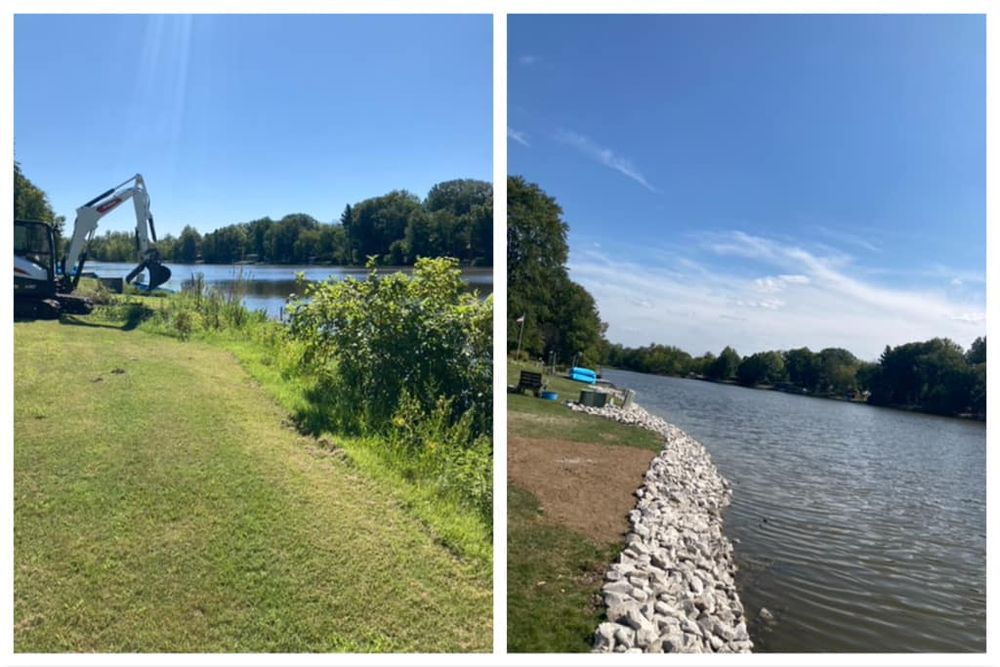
[147, 262, 172, 291]
[125, 259, 172, 291]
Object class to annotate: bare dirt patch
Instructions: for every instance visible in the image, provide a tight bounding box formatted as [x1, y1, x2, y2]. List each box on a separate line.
[508, 436, 658, 544]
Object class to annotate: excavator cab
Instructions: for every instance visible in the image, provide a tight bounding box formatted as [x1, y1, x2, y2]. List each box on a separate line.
[14, 219, 92, 319]
[14, 220, 58, 299]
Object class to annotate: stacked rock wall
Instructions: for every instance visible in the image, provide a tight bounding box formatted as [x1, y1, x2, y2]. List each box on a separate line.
[568, 402, 753, 654]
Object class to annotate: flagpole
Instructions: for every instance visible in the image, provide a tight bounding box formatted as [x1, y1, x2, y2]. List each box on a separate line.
[516, 316, 525, 359]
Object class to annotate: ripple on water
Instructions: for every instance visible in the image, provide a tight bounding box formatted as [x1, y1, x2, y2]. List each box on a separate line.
[603, 369, 986, 652]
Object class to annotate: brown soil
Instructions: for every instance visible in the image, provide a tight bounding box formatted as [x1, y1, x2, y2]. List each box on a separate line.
[508, 436, 657, 544]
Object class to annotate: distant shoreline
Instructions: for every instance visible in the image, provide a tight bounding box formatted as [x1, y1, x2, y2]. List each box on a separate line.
[600, 366, 986, 423]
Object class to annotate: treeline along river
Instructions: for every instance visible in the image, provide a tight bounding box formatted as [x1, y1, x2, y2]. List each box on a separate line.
[87, 262, 493, 319]
[601, 368, 985, 652]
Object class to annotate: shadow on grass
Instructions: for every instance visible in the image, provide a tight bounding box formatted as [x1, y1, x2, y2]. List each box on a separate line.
[291, 381, 345, 437]
[59, 302, 155, 332]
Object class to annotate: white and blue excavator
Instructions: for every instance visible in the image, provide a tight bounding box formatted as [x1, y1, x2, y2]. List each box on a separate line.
[14, 174, 172, 319]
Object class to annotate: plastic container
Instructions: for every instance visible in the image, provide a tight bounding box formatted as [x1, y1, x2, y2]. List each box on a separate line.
[540, 391, 558, 401]
[579, 390, 607, 407]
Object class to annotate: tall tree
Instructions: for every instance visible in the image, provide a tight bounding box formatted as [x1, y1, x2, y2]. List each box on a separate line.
[14, 161, 63, 244]
[707, 346, 741, 381]
[176, 225, 202, 263]
[507, 176, 571, 357]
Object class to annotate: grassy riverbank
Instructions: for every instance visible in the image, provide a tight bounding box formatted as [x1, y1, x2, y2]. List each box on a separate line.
[14, 312, 491, 651]
[506, 361, 661, 652]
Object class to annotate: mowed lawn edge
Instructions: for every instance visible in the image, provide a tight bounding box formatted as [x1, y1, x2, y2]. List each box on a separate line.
[506, 361, 661, 652]
[14, 322, 491, 652]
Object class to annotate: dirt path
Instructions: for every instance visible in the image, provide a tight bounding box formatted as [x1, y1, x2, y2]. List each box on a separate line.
[508, 435, 657, 544]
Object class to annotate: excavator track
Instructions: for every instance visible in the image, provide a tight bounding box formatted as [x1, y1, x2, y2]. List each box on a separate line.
[57, 294, 94, 315]
[14, 298, 62, 320]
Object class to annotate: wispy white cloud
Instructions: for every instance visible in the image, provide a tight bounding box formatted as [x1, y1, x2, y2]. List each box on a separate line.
[813, 225, 881, 253]
[507, 127, 530, 147]
[517, 55, 539, 66]
[951, 312, 986, 324]
[554, 129, 657, 192]
[753, 274, 810, 293]
[735, 297, 786, 310]
[567, 231, 985, 360]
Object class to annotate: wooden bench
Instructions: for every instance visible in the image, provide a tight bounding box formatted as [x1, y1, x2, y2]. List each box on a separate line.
[516, 370, 544, 397]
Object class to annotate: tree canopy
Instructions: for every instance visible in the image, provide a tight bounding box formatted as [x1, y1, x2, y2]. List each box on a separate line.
[507, 176, 605, 367]
[14, 161, 65, 240]
[606, 337, 985, 419]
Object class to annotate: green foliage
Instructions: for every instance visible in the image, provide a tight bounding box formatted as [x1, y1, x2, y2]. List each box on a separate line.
[736, 350, 786, 387]
[14, 161, 56, 225]
[606, 343, 693, 376]
[609, 336, 985, 418]
[707, 346, 742, 380]
[507, 176, 606, 367]
[344, 191, 424, 264]
[288, 257, 493, 518]
[176, 225, 201, 263]
[14, 161, 64, 247]
[967, 336, 987, 365]
[388, 393, 493, 519]
[784, 347, 820, 390]
[171, 309, 198, 340]
[815, 348, 856, 393]
[865, 337, 982, 416]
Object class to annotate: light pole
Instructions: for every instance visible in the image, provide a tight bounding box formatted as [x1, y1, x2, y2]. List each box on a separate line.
[515, 314, 525, 359]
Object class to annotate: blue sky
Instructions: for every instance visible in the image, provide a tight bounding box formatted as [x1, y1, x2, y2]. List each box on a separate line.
[509, 14, 985, 360]
[15, 14, 491, 236]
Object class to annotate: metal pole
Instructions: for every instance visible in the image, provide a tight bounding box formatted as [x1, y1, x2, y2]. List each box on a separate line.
[516, 317, 525, 359]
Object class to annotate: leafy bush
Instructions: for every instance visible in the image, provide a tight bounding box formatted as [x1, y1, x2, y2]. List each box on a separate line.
[289, 257, 492, 438]
[172, 309, 199, 340]
[288, 257, 493, 519]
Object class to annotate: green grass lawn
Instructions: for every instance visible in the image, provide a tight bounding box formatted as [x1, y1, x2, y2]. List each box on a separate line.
[506, 360, 660, 652]
[507, 486, 619, 653]
[14, 321, 491, 652]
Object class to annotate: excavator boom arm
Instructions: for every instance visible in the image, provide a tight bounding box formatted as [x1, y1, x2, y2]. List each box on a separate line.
[61, 174, 170, 292]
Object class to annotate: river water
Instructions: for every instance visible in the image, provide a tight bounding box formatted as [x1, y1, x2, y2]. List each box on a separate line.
[86, 261, 493, 319]
[601, 368, 985, 652]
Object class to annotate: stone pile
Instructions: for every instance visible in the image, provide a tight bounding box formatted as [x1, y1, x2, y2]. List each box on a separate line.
[568, 401, 753, 653]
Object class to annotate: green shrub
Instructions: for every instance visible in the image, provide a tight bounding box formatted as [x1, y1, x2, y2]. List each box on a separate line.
[172, 309, 199, 340]
[288, 257, 493, 520]
[289, 257, 492, 438]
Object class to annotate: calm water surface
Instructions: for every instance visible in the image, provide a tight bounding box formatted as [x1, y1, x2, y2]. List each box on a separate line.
[87, 261, 493, 318]
[601, 368, 985, 652]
